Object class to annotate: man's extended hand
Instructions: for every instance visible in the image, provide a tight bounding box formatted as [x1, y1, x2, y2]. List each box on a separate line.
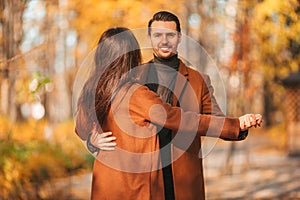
[239, 114, 263, 131]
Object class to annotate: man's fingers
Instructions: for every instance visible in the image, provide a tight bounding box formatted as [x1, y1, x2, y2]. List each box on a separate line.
[239, 113, 263, 130]
[97, 136, 117, 148]
[98, 142, 117, 147]
[99, 132, 113, 138]
[100, 147, 116, 151]
[250, 114, 257, 126]
[239, 116, 247, 130]
[255, 114, 263, 126]
[245, 115, 251, 128]
[99, 136, 116, 143]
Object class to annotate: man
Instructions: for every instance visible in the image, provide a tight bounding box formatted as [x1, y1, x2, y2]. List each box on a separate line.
[143, 11, 261, 200]
[87, 11, 262, 200]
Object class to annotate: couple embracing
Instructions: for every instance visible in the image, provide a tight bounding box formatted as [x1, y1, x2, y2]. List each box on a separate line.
[75, 11, 262, 200]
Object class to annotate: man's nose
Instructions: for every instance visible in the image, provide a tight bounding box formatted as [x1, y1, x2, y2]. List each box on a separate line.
[161, 34, 168, 44]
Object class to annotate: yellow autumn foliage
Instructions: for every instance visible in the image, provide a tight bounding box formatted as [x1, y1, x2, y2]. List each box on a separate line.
[69, 0, 185, 49]
[0, 117, 92, 199]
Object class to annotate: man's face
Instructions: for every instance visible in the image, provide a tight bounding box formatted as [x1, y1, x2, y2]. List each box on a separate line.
[149, 21, 181, 59]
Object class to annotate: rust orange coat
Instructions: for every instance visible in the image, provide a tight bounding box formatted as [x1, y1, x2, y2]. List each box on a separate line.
[78, 61, 244, 200]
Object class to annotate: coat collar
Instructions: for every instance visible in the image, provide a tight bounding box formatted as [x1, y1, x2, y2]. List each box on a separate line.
[144, 58, 190, 106]
[148, 58, 189, 81]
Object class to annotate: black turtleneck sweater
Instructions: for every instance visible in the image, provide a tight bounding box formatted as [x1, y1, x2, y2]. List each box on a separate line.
[148, 54, 180, 200]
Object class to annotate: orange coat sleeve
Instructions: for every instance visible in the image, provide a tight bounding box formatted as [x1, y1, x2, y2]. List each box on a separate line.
[129, 84, 242, 140]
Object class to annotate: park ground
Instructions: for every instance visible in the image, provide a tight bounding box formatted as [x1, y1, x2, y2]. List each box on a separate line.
[45, 127, 300, 200]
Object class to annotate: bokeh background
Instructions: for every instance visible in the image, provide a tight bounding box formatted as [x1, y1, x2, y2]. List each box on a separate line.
[0, 0, 300, 199]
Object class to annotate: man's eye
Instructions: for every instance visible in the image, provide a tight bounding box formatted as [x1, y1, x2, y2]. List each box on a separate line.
[167, 33, 176, 38]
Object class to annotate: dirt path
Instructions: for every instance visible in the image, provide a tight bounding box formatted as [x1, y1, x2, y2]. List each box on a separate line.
[204, 134, 300, 199]
[66, 131, 300, 200]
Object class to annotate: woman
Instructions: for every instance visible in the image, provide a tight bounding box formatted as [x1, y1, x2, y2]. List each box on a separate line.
[75, 27, 262, 200]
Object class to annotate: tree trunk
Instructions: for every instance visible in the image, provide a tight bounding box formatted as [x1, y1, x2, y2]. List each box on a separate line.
[0, 0, 26, 122]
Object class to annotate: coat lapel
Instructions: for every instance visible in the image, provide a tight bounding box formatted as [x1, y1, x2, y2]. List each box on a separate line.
[173, 61, 189, 107]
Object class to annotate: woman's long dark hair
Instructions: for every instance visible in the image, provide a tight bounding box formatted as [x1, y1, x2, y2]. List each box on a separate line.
[76, 27, 142, 139]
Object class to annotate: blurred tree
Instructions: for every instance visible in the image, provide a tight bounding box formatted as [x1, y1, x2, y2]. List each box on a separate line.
[183, 0, 220, 73]
[228, 1, 262, 116]
[221, 0, 299, 174]
[252, 0, 300, 125]
[21, 0, 71, 123]
[196, 0, 218, 56]
[0, 0, 28, 122]
[42, 0, 67, 123]
[224, 0, 255, 175]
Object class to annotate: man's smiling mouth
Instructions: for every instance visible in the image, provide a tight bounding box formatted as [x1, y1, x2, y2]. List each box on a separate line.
[160, 47, 171, 51]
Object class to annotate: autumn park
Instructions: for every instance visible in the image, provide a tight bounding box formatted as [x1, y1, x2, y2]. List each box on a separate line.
[0, 0, 300, 199]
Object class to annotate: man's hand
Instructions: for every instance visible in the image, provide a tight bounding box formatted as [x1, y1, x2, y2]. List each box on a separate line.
[90, 123, 117, 151]
[239, 114, 263, 131]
